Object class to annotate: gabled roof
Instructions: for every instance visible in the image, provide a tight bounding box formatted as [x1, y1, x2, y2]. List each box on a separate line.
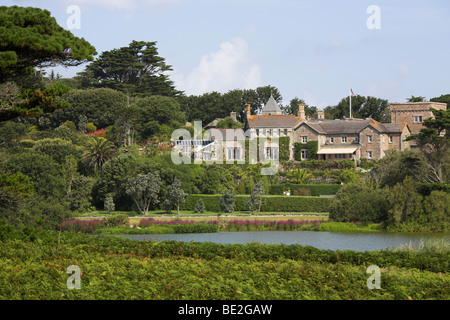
[295, 118, 409, 135]
[247, 115, 302, 128]
[261, 95, 282, 113]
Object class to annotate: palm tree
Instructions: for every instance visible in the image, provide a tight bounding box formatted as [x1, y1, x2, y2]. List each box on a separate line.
[287, 168, 313, 184]
[82, 136, 118, 173]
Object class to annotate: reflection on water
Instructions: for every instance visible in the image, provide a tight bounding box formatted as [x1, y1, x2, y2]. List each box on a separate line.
[117, 231, 450, 252]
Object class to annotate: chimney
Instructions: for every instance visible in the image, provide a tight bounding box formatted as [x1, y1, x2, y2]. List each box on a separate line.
[317, 110, 324, 120]
[230, 111, 237, 122]
[297, 104, 306, 121]
[246, 104, 251, 119]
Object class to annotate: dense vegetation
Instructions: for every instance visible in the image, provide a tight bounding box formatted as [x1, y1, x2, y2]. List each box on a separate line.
[0, 5, 449, 302]
[0, 224, 448, 300]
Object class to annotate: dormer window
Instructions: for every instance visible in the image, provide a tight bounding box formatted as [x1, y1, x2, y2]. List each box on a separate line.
[341, 136, 347, 143]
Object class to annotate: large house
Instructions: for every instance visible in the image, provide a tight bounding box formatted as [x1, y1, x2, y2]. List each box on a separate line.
[244, 95, 412, 162]
[173, 97, 446, 163]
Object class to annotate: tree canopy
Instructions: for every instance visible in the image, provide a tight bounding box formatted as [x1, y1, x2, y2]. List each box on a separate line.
[84, 40, 181, 97]
[0, 6, 96, 82]
[324, 95, 390, 121]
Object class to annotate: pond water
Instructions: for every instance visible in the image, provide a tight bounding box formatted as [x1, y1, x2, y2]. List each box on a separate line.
[116, 231, 450, 252]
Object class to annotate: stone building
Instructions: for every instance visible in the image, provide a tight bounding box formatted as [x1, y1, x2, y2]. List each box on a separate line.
[244, 95, 412, 162]
[174, 96, 448, 164]
[389, 101, 447, 147]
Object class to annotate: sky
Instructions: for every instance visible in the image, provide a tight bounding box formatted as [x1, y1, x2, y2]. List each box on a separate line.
[5, 0, 450, 108]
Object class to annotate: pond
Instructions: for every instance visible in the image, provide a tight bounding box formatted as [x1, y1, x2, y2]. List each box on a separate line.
[116, 231, 450, 252]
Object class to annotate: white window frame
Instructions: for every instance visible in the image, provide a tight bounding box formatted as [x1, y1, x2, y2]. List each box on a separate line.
[367, 135, 373, 143]
[341, 136, 347, 143]
[330, 137, 334, 144]
[302, 136, 308, 143]
[413, 115, 423, 123]
[389, 135, 393, 143]
[301, 149, 308, 160]
[367, 150, 373, 159]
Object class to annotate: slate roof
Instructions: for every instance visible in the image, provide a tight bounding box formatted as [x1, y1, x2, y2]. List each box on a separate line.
[261, 95, 282, 113]
[247, 115, 302, 128]
[296, 118, 408, 134]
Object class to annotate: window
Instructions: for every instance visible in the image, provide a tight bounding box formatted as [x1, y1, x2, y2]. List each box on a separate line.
[256, 129, 259, 136]
[301, 149, 308, 160]
[284, 129, 288, 136]
[341, 136, 347, 143]
[368, 135, 373, 143]
[354, 136, 359, 143]
[265, 147, 278, 160]
[262, 129, 266, 136]
[302, 136, 308, 143]
[269, 129, 272, 136]
[227, 148, 241, 160]
[414, 115, 423, 123]
[330, 137, 334, 143]
[367, 150, 373, 159]
[389, 135, 393, 143]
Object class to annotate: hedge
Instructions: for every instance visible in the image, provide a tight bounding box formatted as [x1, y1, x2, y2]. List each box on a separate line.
[180, 194, 333, 213]
[268, 184, 342, 196]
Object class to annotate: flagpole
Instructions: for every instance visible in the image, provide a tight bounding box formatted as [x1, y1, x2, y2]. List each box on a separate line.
[349, 86, 352, 118]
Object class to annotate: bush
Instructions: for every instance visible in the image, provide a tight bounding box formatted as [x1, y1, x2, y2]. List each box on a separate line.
[269, 184, 341, 196]
[172, 223, 218, 234]
[180, 194, 333, 213]
[329, 182, 389, 224]
[220, 188, 236, 213]
[193, 199, 205, 213]
[104, 214, 129, 228]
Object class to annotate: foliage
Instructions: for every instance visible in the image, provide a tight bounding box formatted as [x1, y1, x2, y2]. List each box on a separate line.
[82, 136, 118, 173]
[247, 180, 265, 213]
[166, 178, 188, 217]
[125, 172, 162, 215]
[37, 88, 127, 130]
[386, 176, 423, 226]
[84, 40, 180, 97]
[65, 175, 95, 213]
[286, 168, 314, 184]
[104, 213, 129, 228]
[329, 182, 390, 224]
[294, 141, 318, 161]
[104, 194, 115, 213]
[278, 136, 290, 161]
[220, 188, 236, 213]
[324, 95, 390, 122]
[193, 199, 205, 213]
[60, 219, 105, 234]
[5, 152, 66, 199]
[0, 121, 28, 148]
[406, 108, 450, 183]
[215, 116, 244, 129]
[0, 6, 96, 82]
[0, 226, 448, 300]
[268, 184, 342, 196]
[181, 194, 333, 213]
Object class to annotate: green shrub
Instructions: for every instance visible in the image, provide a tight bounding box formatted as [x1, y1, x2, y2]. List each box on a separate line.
[104, 213, 129, 227]
[269, 184, 341, 196]
[172, 223, 218, 234]
[180, 194, 333, 213]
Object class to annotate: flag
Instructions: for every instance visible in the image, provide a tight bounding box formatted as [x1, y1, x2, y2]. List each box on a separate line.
[350, 88, 355, 96]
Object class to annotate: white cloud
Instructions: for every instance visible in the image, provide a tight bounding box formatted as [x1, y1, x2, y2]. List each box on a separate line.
[172, 37, 262, 95]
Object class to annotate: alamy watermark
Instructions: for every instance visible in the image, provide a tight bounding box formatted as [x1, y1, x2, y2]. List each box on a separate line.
[170, 121, 279, 175]
[66, 5, 81, 30]
[66, 265, 81, 289]
[367, 5, 381, 30]
[366, 265, 381, 289]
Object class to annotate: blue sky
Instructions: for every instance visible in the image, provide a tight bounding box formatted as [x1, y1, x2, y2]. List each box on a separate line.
[5, 0, 450, 108]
